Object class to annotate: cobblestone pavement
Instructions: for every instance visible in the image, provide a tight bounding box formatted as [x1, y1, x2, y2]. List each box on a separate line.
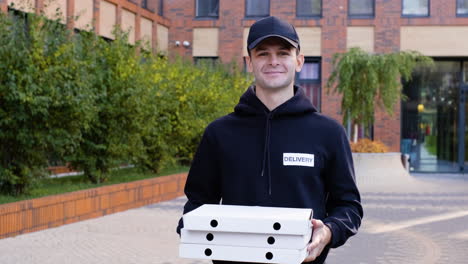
[0, 174, 467, 264]
[328, 175, 468, 264]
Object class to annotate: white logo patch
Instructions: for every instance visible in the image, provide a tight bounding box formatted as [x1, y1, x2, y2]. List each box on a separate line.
[283, 153, 314, 167]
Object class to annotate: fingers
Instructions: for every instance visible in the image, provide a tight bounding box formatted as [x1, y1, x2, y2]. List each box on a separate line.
[311, 218, 324, 227]
[304, 219, 328, 262]
[307, 240, 319, 251]
[303, 255, 314, 262]
[303, 246, 321, 262]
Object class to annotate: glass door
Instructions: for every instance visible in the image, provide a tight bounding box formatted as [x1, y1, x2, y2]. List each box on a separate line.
[460, 62, 468, 172]
[402, 60, 465, 173]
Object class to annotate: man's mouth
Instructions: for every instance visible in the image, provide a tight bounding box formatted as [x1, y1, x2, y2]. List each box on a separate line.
[264, 71, 285, 75]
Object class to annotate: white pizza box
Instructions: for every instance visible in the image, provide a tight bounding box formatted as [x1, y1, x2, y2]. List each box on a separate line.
[180, 228, 311, 249]
[179, 243, 308, 264]
[183, 204, 313, 235]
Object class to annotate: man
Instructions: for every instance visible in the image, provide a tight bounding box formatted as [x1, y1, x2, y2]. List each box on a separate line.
[177, 16, 363, 264]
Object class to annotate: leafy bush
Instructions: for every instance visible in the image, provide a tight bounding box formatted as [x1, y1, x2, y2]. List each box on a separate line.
[350, 139, 389, 153]
[0, 9, 252, 194]
[0, 11, 94, 194]
[135, 57, 250, 171]
[66, 30, 154, 183]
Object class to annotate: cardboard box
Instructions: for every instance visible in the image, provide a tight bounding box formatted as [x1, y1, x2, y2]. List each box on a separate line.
[182, 204, 313, 235]
[181, 228, 311, 249]
[179, 243, 308, 264]
[180, 204, 312, 263]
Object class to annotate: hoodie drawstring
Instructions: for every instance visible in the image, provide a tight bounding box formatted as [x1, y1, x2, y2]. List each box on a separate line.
[261, 113, 273, 195]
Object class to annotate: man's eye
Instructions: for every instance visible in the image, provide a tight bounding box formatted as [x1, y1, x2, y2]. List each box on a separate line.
[279, 52, 290, 56]
[258, 53, 267, 56]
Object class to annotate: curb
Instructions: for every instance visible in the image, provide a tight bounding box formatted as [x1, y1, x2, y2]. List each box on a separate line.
[0, 172, 188, 239]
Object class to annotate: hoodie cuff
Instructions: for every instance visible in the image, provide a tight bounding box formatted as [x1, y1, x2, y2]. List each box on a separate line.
[176, 217, 184, 237]
[323, 220, 340, 248]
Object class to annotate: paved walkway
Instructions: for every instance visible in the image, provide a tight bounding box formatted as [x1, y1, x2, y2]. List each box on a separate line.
[0, 171, 467, 263]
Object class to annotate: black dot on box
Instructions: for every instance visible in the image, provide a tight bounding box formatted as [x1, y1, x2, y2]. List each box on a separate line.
[205, 248, 212, 256]
[266, 252, 273, 260]
[267, 236, 275, 245]
[273, 222, 281, 230]
[206, 233, 214, 241]
[210, 219, 218, 227]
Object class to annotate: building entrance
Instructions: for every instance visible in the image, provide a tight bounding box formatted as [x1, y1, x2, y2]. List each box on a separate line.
[401, 60, 467, 173]
[460, 81, 468, 171]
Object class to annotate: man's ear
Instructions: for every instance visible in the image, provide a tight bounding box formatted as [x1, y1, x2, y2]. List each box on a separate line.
[295, 53, 305, 72]
[245, 56, 253, 73]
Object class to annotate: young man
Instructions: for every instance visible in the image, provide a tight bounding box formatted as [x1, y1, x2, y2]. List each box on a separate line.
[177, 16, 363, 264]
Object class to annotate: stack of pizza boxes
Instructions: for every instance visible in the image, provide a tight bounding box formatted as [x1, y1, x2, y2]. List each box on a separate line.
[179, 204, 313, 264]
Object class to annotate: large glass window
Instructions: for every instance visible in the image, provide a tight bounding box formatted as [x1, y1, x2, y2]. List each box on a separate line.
[463, 64, 468, 170]
[402, 0, 429, 16]
[457, 0, 468, 16]
[196, 0, 219, 18]
[245, 0, 269, 17]
[401, 60, 467, 172]
[296, 58, 321, 110]
[349, 0, 374, 17]
[297, 0, 321, 17]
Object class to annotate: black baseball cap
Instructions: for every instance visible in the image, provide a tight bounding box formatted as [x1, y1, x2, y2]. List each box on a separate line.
[247, 16, 300, 51]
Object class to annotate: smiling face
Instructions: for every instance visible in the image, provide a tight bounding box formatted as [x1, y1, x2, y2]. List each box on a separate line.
[246, 37, 304, 92]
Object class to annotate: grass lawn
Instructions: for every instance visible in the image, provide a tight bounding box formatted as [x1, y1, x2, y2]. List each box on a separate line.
[0, 165, 188, 205]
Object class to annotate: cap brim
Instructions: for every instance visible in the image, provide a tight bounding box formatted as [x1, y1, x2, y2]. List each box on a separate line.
[248, 34, 299, 51]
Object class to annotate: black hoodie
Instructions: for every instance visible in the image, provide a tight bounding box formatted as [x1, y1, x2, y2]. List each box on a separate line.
[177, 86, 363, 264]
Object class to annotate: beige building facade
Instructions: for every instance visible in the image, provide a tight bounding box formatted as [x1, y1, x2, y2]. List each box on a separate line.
[2, 0, 169, 53]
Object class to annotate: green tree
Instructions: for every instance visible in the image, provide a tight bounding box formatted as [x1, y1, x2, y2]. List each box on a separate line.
[134, 57, 251, 171]
[0, 7, 252, 193]
[326, 47, 433, 142]
[67, 29, 151, 183]
[0, 11, 94, 194]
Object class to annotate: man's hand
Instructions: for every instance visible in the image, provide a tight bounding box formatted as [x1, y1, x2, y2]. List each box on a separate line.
[303, 219, 332, 263]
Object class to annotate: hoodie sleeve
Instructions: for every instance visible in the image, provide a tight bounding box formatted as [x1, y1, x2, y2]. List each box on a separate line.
[322, 126, 363, 248]
[176, 126, 222, 235]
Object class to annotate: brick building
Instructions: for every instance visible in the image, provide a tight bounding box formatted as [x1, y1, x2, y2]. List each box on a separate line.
[165, 0, 468, 173]
[1, 0, 467, 173]
[1, 0, 169, 54]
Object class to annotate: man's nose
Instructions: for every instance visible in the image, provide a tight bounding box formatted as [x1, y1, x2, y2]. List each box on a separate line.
[268, 54, 280, 66]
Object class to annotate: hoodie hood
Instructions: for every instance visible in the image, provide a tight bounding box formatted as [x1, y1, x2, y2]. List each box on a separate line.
[234, 85, 318, 117]
[233, 85, 318, 196]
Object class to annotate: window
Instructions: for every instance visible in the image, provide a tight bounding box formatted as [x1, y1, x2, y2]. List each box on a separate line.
[349, 0, 374, 17]
[141, 0, 148, 9]
[130, 0, 155, 12]
[402, 0, 429, 16]
[246, 0, 269, 17]
[296, 0, 321, 17]
[296, 58, 321, 109]
[401, 60, 465, 172]
[194, 57, 219, 67]
[457, 0, 468, 16]
[196, 0, 219, 18]
[158, 0, 164, 16]
[298, 61, 320, 81]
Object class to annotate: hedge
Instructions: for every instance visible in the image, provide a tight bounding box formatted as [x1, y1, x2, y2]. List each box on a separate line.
[0, 10, 252, 195]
